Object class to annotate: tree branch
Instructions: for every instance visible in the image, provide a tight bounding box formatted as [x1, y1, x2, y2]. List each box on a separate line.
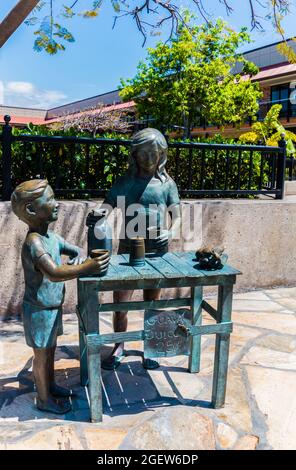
[0, 0, 40, 47]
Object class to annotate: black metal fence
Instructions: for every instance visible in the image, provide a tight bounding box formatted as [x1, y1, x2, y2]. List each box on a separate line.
[0, 115, 287, 200]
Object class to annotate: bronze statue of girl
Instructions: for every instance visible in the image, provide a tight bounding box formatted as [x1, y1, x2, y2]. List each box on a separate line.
[99, 128, 181, 370]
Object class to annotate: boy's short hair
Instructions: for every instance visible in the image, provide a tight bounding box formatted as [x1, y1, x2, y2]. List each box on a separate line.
[11, 179, 49, 224]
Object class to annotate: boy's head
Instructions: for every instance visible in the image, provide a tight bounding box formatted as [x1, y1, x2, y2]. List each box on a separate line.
[11, 179, 59, 226]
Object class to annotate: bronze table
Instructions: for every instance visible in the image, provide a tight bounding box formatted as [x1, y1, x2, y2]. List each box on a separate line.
[76, 251, 241, 422]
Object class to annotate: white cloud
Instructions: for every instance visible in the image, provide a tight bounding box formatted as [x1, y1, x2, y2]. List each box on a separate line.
[2, 81, 67, 109]
[6, 81, 35, 94]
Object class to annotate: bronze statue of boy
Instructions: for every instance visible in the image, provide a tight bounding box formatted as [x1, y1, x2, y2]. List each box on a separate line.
[11, 179, 110, 414]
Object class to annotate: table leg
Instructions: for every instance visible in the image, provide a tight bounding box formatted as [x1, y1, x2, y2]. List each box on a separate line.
[87, 336, 103, 423]
[211, 284, 233, 408]
[189, 286, 203, 373]
[77, 281, 91, 386]
[77, 281, 101, 418]
[78, 322, 88, 386]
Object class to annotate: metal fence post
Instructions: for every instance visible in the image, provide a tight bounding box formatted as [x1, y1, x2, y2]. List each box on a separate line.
[2, 115, 12, 201]
[276, 133, 287, 199]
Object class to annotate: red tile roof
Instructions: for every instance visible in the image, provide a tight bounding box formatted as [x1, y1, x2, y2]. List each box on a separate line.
[252, 63, 296, 81]
[44, 100, 135, 124]
[0, 116, 47, 126]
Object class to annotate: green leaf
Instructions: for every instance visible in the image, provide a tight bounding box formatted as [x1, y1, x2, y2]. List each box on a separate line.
[25, 17, 39, 26]
[61, 6, 75, 18]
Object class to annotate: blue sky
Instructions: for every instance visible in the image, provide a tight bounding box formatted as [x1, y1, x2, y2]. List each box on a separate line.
[0, 0, 295, 109]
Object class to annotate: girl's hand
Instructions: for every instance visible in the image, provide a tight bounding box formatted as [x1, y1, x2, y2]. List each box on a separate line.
[153, 229, 171, 247]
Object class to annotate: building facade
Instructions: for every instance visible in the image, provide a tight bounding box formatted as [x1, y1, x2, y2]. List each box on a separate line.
[1, 39, 296, 136]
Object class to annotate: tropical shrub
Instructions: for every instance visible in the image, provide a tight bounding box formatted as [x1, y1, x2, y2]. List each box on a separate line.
[240, 104, 296, 156]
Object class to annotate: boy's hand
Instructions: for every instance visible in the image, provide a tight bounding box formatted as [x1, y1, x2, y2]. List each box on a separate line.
[67, 254, 87, 266]
[82, 252, 110, 274]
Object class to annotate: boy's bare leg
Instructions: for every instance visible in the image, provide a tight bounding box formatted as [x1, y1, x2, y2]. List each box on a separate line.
[48, 345, 73, 397]
[101, 290, 133, 369]
[142, 288, 161, 370]
[33, 348, 71, 413]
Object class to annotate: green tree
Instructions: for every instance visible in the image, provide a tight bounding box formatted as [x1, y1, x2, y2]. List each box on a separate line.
[119, 17, 262, 136]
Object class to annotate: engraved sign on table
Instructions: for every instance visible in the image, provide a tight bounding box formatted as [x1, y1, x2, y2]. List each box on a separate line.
[144, 308, 192, 358]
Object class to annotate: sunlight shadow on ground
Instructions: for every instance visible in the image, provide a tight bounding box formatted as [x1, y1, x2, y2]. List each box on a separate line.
[0, 344, 210, 423]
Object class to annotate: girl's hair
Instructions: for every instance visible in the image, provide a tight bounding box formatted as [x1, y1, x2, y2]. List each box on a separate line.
[11, 179, 49, 224]
[128, 128, 169, 182]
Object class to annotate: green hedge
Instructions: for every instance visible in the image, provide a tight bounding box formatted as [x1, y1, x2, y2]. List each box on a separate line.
[0, 125, 271, 198]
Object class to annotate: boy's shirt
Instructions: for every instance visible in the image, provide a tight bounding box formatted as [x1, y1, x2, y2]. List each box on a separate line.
[22, 231, 65, 309]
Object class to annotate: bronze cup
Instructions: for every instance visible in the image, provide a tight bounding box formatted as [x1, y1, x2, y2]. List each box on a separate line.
[90, 249, 110, 276]
[129, 237, 145, 267]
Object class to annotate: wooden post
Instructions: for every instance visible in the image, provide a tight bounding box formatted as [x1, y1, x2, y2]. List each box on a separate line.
[211, 284, 233, 408]
[188, 286, 203, 373]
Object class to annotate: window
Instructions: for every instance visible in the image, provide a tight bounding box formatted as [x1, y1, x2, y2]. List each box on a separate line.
[271, 84, 290, 116]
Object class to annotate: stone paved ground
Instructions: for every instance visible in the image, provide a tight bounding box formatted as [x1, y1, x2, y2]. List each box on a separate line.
[1, 287, 296, 450]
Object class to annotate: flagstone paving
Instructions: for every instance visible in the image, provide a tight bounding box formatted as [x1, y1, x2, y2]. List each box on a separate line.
[1, 287, 296, 450]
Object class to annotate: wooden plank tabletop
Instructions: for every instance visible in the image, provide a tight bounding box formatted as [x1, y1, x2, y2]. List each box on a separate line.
[142, 253, 185, 279]
[163, 252, 204, 278]
[177, 251, 242, 277]
[79, 251, 241, 286]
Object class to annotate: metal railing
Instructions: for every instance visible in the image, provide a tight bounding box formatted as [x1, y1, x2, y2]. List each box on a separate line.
[0, 115, 287, 200]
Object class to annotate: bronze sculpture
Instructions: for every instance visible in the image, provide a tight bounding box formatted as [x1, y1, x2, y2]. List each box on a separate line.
[97, 128, 181, 370]
[11, 179, 110, 414]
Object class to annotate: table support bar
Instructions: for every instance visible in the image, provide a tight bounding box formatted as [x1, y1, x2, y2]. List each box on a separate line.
[98, 298, 192, 312]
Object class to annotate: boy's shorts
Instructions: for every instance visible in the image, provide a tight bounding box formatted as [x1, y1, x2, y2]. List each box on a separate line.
[22, 303, 63, 349]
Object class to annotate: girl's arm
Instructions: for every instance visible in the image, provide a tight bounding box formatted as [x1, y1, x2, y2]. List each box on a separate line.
[168, 204, 181, 240]
[153, 204, 181, 247]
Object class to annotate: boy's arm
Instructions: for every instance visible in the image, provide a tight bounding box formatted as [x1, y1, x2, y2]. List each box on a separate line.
[56, 234, 80, 257]
[56, 235, 86, 265]
[61, 240, 80, 257]
[35, 252, 110, 282]
[27, 234, 109, 281]
[62, 240, 86, 265]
